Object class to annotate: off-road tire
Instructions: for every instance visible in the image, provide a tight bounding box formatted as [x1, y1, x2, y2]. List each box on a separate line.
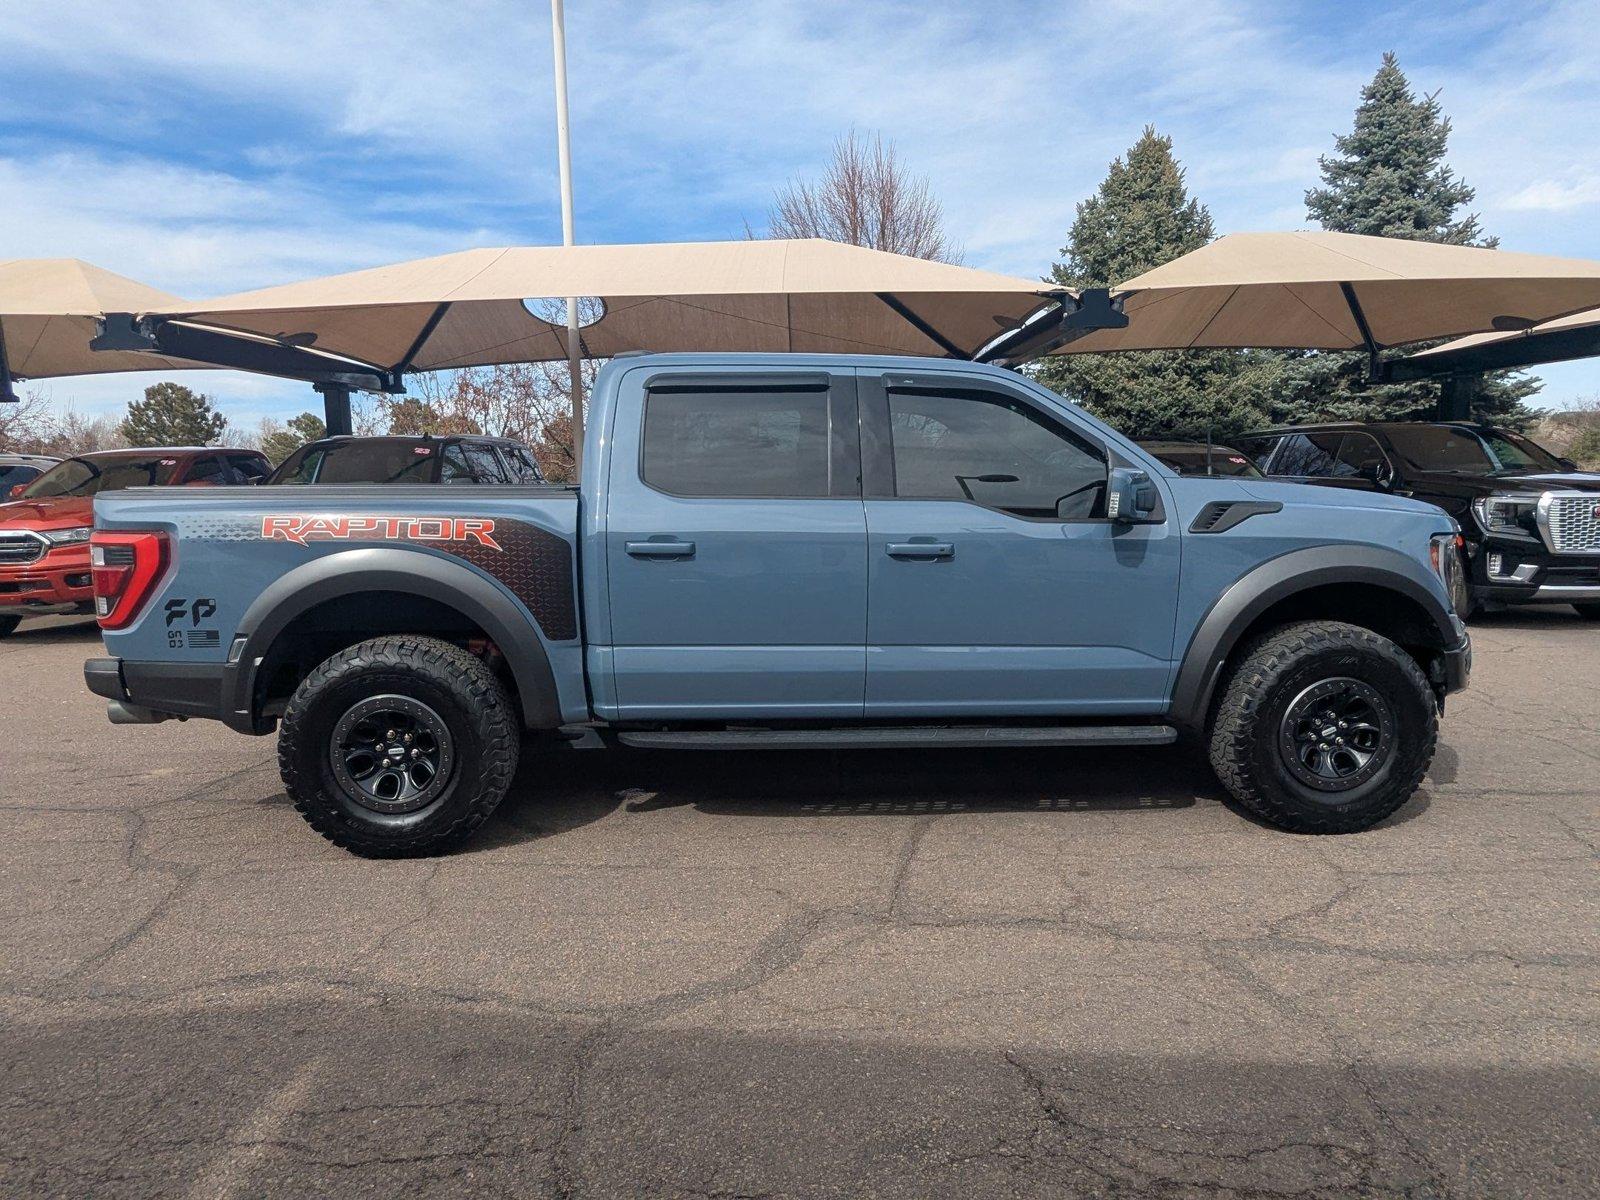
[0, 615, 20, 638]
[279, 636, 519, 856]
[1572, 602, 1600, 620]
[1208, 620, 1437, 834]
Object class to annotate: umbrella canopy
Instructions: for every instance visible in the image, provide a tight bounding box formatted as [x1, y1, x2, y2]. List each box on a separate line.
[150, 239, 1061, 375]
[1055, 232, 1600, 354]
[0, 258, 198, 379]
[1404, 305, 1600, 373]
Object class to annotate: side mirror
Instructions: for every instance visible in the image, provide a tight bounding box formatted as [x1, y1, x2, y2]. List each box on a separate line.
[1559, 457, 1580, 472]
[1108, 467, 1159, 523]
[1357, 461, 1392, 489]
[6, 484, 24, 499]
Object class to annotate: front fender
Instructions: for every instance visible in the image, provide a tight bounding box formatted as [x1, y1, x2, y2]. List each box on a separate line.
[1168, 544, 1460, 732]
[222, 547, 565, 732]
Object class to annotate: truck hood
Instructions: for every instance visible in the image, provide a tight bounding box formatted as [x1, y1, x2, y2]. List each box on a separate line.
[1401, 469, 1600, 496]
[0, 495, 95, 530]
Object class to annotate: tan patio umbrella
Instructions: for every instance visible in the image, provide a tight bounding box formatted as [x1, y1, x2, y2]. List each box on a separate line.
[1053, 232, 1600, 355]
[149, 239, 1062, 375]
[0, 259, 199, 389]
[1406, 305, 1600, 369]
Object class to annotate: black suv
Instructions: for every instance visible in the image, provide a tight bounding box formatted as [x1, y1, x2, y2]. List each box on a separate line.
[1237, 422, 1600, 617]
[267, 435, 546, 486]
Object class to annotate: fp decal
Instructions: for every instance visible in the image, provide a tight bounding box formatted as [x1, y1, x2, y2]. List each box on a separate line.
[261, 515, 503, 551]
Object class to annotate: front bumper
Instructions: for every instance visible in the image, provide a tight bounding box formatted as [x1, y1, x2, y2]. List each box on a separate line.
[0, 546, 94, 612]
[1467, 537, 1600, 606]
[1440, 634, 1471, 695]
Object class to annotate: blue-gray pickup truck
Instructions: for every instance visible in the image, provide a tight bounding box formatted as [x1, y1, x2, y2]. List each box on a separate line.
[85, 353, 1471, 854]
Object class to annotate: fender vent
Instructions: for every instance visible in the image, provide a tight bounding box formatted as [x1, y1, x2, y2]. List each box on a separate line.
[1190, 500, 1283, 534]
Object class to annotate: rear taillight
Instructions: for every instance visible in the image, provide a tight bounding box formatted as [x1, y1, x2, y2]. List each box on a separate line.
[90, 531, 169, 630]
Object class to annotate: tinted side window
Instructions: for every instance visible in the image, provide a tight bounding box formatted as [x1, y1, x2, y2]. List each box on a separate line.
[1232, 436, 1282, 471]
[1274, 433, 1344, 478]
[501, 445, 542, 483]
[1334, 433, 1390, 478]
[439, 445, 475, 484]
[228, 454, 270, 482]
[462, 443, 511, 483]
[887, 388, 1106, 519]
[643, 388, 831, 498]
[187, 456, 226, 485]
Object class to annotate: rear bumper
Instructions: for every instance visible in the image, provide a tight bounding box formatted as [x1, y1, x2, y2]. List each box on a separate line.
[84, 656, 252, 730]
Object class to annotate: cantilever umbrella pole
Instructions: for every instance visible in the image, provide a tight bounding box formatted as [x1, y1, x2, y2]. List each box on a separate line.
[550, 0, 584, 475]
[0, 318, 16, 403]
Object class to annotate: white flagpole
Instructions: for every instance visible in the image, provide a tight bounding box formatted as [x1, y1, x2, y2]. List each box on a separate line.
[550, 0, 584, 475]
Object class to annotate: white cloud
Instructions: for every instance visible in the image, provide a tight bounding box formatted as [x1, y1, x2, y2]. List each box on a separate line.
[1501, 175, 1600, 214]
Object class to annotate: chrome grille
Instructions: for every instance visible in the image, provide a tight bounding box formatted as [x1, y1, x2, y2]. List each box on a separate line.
[0, 531, 45, 565]
[1544, 494, 1600, 554]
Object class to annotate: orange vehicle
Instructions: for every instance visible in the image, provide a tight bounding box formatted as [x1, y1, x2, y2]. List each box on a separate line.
[0, 447, 269, 636]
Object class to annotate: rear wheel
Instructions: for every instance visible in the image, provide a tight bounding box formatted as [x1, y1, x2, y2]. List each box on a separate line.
[1573, 603, 1600, 620]
[0, 615, 19, 639]
[278, 636, 519, 856]
[1208, 620, 1437, 833]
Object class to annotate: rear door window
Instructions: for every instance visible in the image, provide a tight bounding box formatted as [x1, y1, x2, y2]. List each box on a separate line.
[1232, 436, 1282, 471]
[502, 445, 544, 483]
[642, 387, 833, 497]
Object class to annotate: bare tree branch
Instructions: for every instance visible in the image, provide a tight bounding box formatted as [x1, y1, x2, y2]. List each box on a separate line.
[765, 130, 962, 263]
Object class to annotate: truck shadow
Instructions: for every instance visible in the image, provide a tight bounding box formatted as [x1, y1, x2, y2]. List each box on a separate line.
[479, 744, 1213, 850]
[480, 739, 1436, 849]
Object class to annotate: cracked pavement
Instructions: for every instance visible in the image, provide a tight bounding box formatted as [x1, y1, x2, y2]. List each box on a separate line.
[2, 612, 1597, 1198]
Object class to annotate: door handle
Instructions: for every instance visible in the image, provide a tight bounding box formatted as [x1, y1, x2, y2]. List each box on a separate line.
[626, 540, 696, 558]
[886, 542, 954, 560]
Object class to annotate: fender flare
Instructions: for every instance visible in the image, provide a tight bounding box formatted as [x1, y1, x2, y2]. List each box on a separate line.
[1168, 544, 1459, 732]
[221, 547, 562, 732]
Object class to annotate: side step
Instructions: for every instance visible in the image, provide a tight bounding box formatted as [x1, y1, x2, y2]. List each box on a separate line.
[616, 725, 1178, 751]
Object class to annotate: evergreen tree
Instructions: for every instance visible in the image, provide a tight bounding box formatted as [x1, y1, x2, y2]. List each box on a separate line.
[260, 412, 326, 464]
[1296, 53, 1537, 426]
[120, 382, 228, 447]
[1033, 128, 1283, 440]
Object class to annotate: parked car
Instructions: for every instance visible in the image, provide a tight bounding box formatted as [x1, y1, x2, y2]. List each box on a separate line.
[0, 453, 60, 496]
[267, 435, 545, 486]
[0, 446, 270, 636]
[1138, 441, 1264, 478]
[1235, 422, 1600, 617]
[85, 353, 1468, 854]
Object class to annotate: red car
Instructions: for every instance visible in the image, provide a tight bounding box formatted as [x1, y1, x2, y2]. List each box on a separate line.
[0, 447, 270, 636]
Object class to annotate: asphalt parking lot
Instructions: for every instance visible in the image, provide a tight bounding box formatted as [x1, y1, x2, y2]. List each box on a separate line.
[2, 613, 1597, 1198]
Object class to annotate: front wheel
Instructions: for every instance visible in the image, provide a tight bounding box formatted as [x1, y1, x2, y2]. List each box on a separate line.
[278, 636, 520, 856]
[1572, 603, 1600, 621]
[1207, 620, 1437, 834]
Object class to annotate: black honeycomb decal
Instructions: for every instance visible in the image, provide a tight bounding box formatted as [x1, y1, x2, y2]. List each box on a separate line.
[452, 519, 578, 641]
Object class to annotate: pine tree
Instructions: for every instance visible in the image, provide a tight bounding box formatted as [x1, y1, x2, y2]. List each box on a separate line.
[1296, 53, 1537, 426]
[1033, 128, 1283, 439]
[260, 412, 327, 464]
[120, 382, 228, 447]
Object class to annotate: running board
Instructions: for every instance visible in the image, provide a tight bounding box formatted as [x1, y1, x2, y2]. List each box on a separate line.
[616, 725, 1178, 751]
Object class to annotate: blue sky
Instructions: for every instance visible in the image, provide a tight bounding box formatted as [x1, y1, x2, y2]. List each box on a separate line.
[3, 0, 1598, 427]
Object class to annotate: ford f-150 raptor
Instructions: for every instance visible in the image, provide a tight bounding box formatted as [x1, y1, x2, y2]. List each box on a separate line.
[84, 354, 1471, 854]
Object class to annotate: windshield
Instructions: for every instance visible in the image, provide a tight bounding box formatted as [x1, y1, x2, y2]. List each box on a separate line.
[268, 440, 439, 485]
[1145, 446, 1263, 478]
[1382, 426, 1565, 475]
[21, 454, 185, 498]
